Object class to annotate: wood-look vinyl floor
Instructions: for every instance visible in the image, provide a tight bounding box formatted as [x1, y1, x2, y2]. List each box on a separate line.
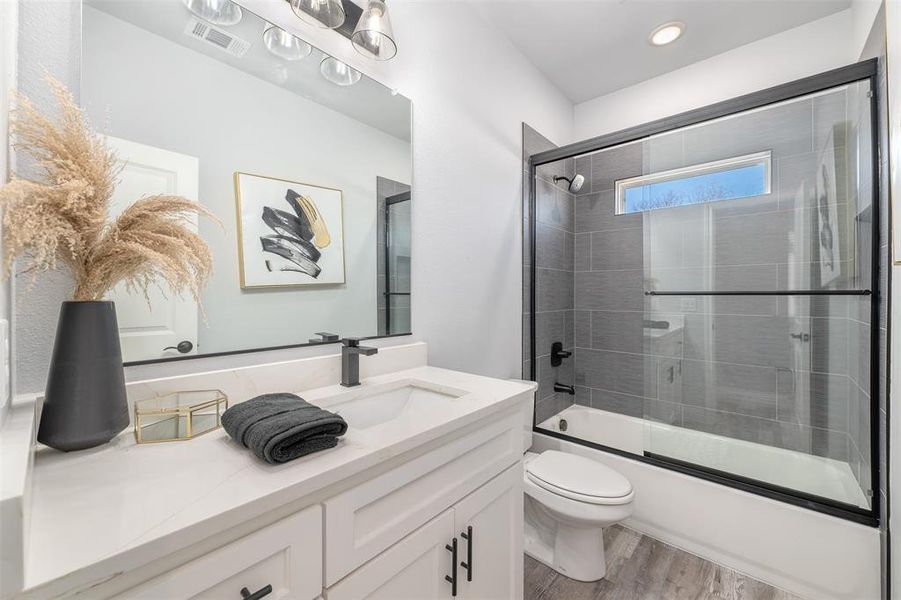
[524, 525, 805, 600]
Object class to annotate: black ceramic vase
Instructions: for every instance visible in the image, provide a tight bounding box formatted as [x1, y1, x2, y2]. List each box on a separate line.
[37, 301, 129, 451]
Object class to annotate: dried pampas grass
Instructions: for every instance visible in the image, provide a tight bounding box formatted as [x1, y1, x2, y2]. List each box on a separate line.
[0, 75, 217, 302]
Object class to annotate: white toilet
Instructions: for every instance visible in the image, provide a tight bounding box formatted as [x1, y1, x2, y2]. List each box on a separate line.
[523, 450, 634, 582]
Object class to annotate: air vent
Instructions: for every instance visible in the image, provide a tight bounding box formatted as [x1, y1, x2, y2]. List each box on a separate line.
[184, 18, 250, 57]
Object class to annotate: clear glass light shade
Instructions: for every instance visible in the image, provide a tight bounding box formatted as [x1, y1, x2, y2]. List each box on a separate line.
[351, 0, 397, 61]
[291, 0, 346, 29]
[320, 56, 362, 86]
[182, 0, 243, 26]
[262, 24, 312, 61]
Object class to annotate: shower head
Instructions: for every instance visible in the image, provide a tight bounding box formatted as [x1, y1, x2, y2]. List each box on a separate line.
[554, 174, 585, 193]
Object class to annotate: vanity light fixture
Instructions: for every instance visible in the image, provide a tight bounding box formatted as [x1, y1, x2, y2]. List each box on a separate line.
[182, 0, 242, 26]
[351, 0, 397, 61]
[291, 0, 346, 29]
[320, 56, 362, 86]
[649, 21, 684, 46]
[263, 23, 312, 61]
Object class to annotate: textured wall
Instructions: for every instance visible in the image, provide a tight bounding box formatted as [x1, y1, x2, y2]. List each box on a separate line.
[0, 0, 16, 424]
[14, 0, 81, 393]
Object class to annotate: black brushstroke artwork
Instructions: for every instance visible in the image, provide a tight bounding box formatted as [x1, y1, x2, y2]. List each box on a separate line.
[260, 189, 323, 278]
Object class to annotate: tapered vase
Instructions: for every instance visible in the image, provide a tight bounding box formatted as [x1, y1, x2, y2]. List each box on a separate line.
[37, 301, 129, 451]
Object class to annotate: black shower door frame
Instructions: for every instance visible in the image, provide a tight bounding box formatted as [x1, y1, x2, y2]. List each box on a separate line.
[384, 190, 412, 335]
[527, 58, 883, 527]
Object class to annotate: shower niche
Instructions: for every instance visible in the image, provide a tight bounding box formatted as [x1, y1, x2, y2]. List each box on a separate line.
[524, 60, 884, 525]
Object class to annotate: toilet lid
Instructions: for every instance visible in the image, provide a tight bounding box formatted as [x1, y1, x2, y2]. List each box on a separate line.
[526, 451, 633, 502]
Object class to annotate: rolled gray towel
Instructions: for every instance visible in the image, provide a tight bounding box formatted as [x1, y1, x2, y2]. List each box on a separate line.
[222, 393, 347, 464]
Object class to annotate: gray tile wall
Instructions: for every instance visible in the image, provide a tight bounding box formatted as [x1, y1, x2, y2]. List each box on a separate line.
[523, 124, 577, 424]
[569, 86, 883, 478]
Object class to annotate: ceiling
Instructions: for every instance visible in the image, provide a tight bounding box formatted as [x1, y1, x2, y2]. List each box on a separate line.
[86, 0, 412, 141]
[472, 0, 851, 103]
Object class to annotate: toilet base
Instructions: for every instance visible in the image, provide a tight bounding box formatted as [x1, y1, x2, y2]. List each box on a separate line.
[524, 495, 608, 582]
[552, 522, 607, 581]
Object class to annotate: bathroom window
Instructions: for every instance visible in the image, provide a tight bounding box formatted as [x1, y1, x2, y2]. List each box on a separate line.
[615, 150, 772, 214]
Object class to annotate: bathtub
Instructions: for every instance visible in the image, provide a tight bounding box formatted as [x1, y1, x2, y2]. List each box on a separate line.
[531, 406, 881, 600]
[537, 404, 867, 508]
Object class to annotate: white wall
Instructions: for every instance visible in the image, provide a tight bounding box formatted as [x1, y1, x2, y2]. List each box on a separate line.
[13, 0, 82, 393]
[0, 0, 16, 425]
[81, 7, 410, 357]
[887, 1, 901, 595]
[573, 9, 859, 139]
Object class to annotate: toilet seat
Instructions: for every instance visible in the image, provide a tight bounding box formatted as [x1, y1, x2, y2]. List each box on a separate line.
[526, 450, 633, 506]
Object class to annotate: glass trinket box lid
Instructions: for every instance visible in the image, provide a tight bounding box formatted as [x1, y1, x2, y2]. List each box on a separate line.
[134, 389, 228, 444]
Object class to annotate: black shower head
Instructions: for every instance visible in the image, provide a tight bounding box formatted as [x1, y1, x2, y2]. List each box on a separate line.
[553, 174, 585, 193]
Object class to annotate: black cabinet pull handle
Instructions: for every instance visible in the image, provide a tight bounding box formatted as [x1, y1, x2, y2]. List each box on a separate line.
[239, 584, 272, 600]
[460, 525, 473, 582]
[445, 537, 458, 597]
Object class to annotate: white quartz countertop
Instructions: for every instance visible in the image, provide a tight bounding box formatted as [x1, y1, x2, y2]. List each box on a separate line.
[22, 366, 535, 595]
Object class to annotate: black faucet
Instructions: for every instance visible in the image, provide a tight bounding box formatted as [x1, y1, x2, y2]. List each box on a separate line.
[341, 338, 378, 387]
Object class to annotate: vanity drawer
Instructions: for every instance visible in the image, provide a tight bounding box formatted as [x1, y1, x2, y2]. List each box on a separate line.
[324, 413, 521, 585]
[121, 505, 322, 600]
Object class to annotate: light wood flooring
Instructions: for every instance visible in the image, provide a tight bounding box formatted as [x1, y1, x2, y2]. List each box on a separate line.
[524, 525, 804, 600]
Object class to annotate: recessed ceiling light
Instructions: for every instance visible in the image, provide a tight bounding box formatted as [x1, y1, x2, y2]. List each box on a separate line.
[649, 21, 684, 46]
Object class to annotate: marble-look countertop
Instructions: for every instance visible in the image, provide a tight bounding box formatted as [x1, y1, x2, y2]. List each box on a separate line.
[22, 366, 535, 596]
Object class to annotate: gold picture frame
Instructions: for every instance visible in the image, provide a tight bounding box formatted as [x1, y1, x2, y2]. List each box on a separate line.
[234, 171, 346, 289]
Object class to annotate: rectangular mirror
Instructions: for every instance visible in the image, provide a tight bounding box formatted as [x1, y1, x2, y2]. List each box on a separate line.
[81, 0, 412, 364]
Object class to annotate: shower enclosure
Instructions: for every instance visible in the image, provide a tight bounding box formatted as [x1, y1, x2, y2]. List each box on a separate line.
[377, 177, 412, 336]
[525, 60, 884, 525]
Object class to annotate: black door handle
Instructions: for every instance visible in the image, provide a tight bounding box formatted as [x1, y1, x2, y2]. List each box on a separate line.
[240, 584, 272, 600]
[309, 332, 339, 343]
[460, 525, 473, 582]
[163, 340, 194, 354]
[445, 537, 458, 596]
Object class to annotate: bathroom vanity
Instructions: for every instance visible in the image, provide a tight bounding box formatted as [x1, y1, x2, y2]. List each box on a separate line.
[1, 344, 534, 599]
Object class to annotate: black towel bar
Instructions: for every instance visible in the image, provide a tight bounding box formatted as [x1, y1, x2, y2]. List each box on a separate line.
[645, 290, 871, 296]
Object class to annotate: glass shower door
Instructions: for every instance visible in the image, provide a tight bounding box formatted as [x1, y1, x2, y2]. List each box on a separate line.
[385, 191, 411, 334]
[639, 79, 874, 510]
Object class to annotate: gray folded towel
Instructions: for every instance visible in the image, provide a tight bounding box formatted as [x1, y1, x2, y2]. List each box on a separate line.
[222, 393, 347, 464]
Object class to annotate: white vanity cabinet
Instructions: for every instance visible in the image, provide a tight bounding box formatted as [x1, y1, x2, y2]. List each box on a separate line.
[326, 464, 522, 600]
[453, 463, 523, 600]
[322, 414, 522, 585]
[120, 505, 323, 600]
[107, 409, 525, 600]
[8, 359, 536, 600]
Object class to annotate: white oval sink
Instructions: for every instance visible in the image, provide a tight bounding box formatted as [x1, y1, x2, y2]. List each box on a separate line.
[325, 381, 467, 430]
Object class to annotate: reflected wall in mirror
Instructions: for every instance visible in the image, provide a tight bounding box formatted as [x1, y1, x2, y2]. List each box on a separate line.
[82, 0, 412, 364]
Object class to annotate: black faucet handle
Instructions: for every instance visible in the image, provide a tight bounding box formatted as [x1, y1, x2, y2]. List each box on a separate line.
[341, 337, 368, 348]
[309, 332, 339, 343]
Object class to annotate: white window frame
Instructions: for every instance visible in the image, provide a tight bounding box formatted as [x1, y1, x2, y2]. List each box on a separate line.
[614, 150, 773, 215]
